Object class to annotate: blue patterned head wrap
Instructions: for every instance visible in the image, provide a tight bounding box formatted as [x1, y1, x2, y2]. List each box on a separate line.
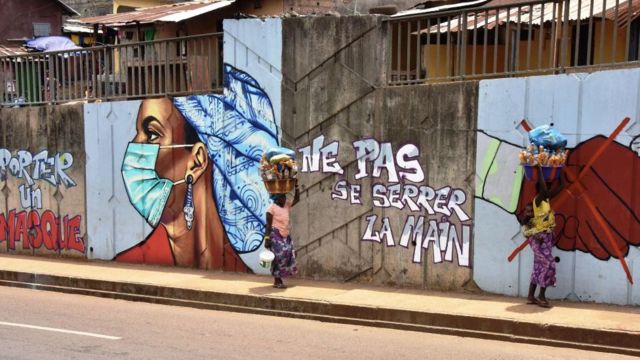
[173, 65, 279, 253]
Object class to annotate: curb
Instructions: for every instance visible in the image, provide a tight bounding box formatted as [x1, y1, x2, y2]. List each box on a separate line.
[0, 270, 638, 356]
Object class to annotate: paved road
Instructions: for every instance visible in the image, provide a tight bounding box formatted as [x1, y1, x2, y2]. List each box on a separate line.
[0, 286, 633, 360]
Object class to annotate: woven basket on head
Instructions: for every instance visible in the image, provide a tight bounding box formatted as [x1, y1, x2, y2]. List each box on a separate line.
[263, 179, 296, 194]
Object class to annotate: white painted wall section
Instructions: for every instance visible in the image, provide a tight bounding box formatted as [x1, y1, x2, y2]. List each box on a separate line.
[84, 101, 152, 260]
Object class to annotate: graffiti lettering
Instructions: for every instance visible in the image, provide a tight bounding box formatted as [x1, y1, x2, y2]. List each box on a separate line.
[352, 139, 424, 182]
[331, 180, 362, 204]
[0, 149, 76, 209]
[0, 149, 75, 187]
[0, 210, 84, 253]
[362, 215, 395, 246]
[298, 135, 344, 174]
[18, 185, 42, 209]
[301, 135, 472, 267]
[364, 214, 471, 266]
[370, 183, 470, 221]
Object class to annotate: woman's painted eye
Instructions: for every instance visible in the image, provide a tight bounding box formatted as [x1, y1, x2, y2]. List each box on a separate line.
[148, 131, 160, 142]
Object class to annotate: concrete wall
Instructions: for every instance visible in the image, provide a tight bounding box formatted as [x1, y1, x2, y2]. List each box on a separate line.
[337, 0, 426, 15]
[0, 104, 86, 257]
[474, 68, 640, 305]
[64, 0, 112, 17]
[282, 16, 476, 289]
[281, 0, 428, 15]
[1, 15, 638, 305]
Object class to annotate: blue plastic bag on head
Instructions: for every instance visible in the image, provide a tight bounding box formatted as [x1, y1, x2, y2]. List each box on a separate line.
[265, 146, 296, 161]
[528, 125, 567, 150]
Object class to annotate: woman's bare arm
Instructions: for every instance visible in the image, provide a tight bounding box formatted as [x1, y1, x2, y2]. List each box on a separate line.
[535, 165, 550, 206]
[549, 171, 566, 199]
[291, 180, 300, 207]
[264, 213, 273, 248]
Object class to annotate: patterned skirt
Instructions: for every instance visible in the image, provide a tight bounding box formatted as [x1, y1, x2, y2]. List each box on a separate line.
[528, 232, 557, 288]
[270, 228, 298, 278]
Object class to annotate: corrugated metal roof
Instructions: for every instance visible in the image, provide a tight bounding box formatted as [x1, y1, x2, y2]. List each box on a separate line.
[411, 0, 640, 33]
[392, 0, 490, 17]
[78, 0, 235, 26]
[64, 23, 97, 34]
[0, 44, 27, 57]
[600, 0, 640, 27]
[64, 20, 103, 34]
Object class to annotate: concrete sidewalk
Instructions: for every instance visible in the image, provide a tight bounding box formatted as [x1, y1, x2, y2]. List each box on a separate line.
[0, 254, 638, 356]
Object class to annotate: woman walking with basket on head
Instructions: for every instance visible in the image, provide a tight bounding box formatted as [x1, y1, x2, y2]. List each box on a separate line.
[260, 146, 300, 289]
[519, 125, 567, 308]
[264, 183, 300, 288]
[521, 165, 564, 307]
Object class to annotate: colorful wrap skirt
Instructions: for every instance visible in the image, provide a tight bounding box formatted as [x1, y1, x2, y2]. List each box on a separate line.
[270, 228, 298, 278]
[528, 231, 557, 288]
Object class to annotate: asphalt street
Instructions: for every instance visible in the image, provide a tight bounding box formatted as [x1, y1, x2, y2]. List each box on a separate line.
[0, 286, 634, 360]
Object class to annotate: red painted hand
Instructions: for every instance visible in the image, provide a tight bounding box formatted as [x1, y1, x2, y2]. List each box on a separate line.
[517, 136, 640, 260]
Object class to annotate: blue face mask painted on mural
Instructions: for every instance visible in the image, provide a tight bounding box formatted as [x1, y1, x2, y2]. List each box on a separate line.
[121, 142, 191, 227]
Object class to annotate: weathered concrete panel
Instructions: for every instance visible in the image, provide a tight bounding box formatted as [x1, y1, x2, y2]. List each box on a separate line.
[281, 15, 385, 141]
[382, 83, 477, 289]
[0, 104, 86, 257]
[283, 16, 476, 289]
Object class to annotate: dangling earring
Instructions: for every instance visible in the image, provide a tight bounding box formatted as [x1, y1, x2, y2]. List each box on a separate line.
[183, 174, 194, 230]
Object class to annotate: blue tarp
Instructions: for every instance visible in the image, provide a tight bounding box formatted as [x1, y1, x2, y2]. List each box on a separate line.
[24, 36, 81, 53]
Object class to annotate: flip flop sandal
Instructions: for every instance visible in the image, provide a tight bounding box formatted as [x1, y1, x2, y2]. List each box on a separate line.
[273, 283, 287, 289]
[526, 299, 538, 305]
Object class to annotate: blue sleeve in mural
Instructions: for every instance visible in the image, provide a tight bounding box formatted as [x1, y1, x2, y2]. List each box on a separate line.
[174, 65, 279, 253]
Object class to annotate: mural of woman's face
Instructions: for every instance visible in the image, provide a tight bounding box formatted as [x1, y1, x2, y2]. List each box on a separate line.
[118, 67, 274, 271]
[133, 98, 209, 225]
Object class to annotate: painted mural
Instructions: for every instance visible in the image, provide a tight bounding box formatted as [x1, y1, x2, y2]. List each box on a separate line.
[83, 18, 284, 273]
[474, 69, 640, 304]
[298, 135, 472, 267]
[478, 126, 640, 263]
[0, 149, 83, 253]
[0, 106, 86, 256]
[519, 131, 639, 262]
[114, 65, 279, 273]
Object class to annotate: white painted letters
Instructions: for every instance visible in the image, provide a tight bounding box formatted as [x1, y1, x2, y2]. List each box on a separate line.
[298, 135, 473, 267]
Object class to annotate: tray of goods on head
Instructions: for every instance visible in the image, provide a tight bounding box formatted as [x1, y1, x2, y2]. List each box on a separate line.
[519, 124, 569, 182]
[260, 146, 298, 194]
